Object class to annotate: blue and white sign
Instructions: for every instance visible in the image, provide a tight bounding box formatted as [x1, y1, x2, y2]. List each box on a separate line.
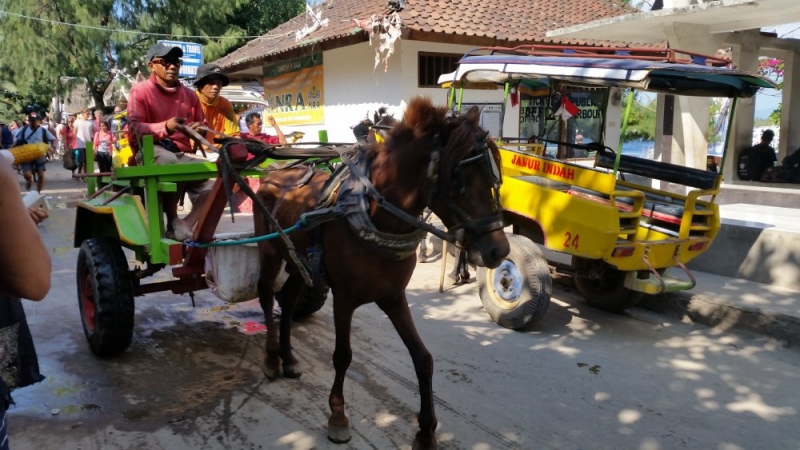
[158, 40, 203, 78]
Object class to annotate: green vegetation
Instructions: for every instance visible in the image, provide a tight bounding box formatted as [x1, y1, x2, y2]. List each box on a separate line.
[622, 91, 656, 142]
[0, 0, 304, 113]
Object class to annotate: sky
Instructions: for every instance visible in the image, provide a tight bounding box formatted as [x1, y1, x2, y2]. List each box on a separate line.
[754, 23, 800, 118]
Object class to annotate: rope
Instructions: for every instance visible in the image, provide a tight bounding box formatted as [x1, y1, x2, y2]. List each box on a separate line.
[184, 221, 304, 249]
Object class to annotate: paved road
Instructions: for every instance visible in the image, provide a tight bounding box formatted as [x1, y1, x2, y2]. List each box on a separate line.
[7, 166, 800, 449]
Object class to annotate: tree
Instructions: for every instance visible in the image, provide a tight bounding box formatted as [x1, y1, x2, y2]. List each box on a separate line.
[758, 57, 784, 126]
[0, 79, 53, 121]
[230, 0, 306, 38]
[622, 91, 657, 142]
[0, 0, 253, 111]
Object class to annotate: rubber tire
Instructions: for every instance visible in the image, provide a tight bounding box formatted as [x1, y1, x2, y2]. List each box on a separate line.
[477, 234, 551, 330]
[77, 238, 135, 357]
[574, 259, 642, 313]
[289, 273, 329, 320]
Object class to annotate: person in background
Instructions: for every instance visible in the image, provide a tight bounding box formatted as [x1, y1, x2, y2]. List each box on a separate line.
[193, 63, 239, 139]
[0, 153, 50, 450]
[240, 112, 286, 145]
[0, 121, 12, 149]
[754, 129, 778, 174]
[39, 114, 56, 160]
[93, 110, 104, 134]
[73, 110, 95, 181]
[16, 114, 56, 193]
[62, 116, 78, 180]
[128, 42, 212, 241]
[92, 121, 116, 173]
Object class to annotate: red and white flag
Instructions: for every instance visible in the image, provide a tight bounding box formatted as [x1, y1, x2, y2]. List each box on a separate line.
[554, 97, 579, 120]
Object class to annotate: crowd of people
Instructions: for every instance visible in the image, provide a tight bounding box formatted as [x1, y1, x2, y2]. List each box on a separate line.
[0, 42, 292, 448]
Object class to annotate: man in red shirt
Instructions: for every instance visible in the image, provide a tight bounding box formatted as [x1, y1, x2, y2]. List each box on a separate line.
[128, 43, 213, 240]
[240, 112, 286, 145]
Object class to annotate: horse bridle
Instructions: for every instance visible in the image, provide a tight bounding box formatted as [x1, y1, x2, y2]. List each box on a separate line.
[427, 117, 505, 240]
[337, 116, 504, 246]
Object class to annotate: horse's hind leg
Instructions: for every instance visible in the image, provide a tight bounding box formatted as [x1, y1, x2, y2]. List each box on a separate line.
[257, 252, 282, 379]
[377, 294, 438, 450]
[327, 295, 355, 444]
[275, 272, 303, 378]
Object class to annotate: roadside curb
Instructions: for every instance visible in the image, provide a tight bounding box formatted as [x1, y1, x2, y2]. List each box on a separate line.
[638, 291, 800, 348]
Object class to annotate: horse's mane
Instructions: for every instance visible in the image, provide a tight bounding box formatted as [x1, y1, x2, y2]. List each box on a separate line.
[366, 97, 500, 186]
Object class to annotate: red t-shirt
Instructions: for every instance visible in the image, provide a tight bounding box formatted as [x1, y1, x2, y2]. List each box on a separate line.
[127, 74, 206, 154]
[240, 132, 280, 145]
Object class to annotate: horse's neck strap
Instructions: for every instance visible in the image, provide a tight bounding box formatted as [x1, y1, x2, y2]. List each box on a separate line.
[334, 147, 457, 244]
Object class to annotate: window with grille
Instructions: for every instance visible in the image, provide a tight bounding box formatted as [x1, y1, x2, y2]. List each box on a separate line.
[418, 52, 461, 88]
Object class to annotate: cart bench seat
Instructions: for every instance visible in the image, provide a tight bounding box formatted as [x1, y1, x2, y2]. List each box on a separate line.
[567, 186, 706, 227]
[595, 152, 718, 190]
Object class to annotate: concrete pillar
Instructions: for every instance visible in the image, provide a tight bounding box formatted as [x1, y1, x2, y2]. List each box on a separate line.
[724, 35, 759, 181]
[779, 51, 800, 159]
[657, 23, 725, 187]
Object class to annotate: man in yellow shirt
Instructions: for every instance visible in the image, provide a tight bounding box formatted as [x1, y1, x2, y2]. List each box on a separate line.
[194, 64, 239, 138]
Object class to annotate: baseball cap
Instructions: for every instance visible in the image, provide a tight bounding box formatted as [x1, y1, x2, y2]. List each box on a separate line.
[194, 64, 230, 88]
[145, 42, 183, 61]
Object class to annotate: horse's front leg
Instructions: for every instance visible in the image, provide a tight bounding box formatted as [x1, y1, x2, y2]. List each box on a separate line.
[377, 294, 438, 450]
[275, 273, 303, 378]
[257, 257, 281, 380]
[328, 294, 355, 444]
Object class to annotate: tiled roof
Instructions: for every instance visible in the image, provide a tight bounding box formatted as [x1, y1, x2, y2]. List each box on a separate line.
[216, 0, 640, 72]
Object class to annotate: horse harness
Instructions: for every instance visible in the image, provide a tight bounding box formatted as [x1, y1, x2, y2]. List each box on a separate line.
[218, 119, 504, 285]
[313, 123, 504, 261]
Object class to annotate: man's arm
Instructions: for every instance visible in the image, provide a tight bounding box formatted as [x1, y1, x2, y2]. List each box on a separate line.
[0, 160, 51, 300]
[268, 116, 287, 145]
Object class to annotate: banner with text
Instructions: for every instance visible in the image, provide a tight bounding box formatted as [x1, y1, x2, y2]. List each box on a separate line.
[263, 54, 324, 126]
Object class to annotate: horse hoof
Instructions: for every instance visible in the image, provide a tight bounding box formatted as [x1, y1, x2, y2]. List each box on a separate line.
[282, 365, 302, 379]
[327, 425, 351, 444]
[263, 363, 280, 380]
[412, 437, 438, 450]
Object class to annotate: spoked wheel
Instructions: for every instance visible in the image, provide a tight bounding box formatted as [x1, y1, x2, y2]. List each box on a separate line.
[77, 238, 135, 357]
[477, 234, 551, 330]
[574, 258, 642, 313]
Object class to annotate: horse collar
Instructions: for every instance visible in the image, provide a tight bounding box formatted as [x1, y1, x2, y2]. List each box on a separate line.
[336, 147, 427, 260]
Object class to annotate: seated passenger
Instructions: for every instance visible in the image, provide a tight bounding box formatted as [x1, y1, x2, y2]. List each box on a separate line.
[240, 113, 287, 145]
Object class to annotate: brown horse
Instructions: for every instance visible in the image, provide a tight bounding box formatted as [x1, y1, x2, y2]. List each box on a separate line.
[253, 96, 510, 449]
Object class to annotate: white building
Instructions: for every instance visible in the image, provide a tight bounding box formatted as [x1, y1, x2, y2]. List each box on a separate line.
[214, 0, 641, 144]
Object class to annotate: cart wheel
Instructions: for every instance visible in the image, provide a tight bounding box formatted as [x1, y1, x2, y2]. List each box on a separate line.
[282, 273, 329, 320]
[77, 238, 135, 357]
[574, 258, 642, 313]
[477, 234, 551, 330]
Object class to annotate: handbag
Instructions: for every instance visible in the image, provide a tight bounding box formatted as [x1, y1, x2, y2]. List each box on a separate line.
[63, 147, 78, 171]
[0, 295, 44, 390]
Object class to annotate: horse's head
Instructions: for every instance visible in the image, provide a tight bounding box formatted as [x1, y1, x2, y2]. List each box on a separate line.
[393, 97, 509, 269]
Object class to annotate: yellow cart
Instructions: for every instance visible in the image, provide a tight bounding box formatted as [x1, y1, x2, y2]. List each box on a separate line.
[441, 45, 776, 329]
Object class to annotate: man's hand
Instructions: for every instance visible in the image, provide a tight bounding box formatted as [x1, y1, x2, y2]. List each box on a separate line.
[28, 207, 48, 225]
[267, 116, 278, 128]
[165, 117, 185, 134]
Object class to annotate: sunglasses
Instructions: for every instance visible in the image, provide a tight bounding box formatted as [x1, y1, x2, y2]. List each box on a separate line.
[152, 57, 183, 67]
